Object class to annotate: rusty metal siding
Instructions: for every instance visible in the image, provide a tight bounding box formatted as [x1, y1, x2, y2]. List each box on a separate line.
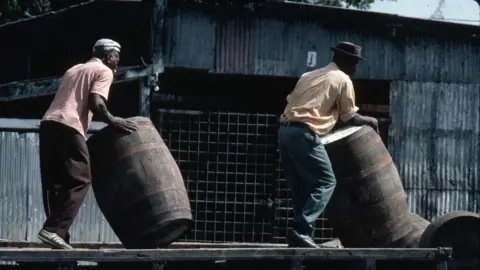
[214, 16, 333, 77]
[164, 5, 480, 82]
[165, 8, 216, 70]
[164, 7, 407, 78]
[331, 28, 404, 80]
[0, 119, 119, 243]
[212, 14, 405, 78]
[164, 5, 407, 78]
[404, 36, 480, 84]
[406, 189, 478, 220]
[388, 81, 480, 219]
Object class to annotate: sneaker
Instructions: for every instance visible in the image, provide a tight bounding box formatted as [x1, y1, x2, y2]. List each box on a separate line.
[38, 229, 73, 250]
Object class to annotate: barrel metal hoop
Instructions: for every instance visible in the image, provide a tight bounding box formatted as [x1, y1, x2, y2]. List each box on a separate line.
[342, 154, 393, 184]
[113, 142, 164, 164]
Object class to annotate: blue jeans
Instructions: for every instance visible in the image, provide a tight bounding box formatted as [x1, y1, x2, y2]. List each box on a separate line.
[278, 123, 337, 237]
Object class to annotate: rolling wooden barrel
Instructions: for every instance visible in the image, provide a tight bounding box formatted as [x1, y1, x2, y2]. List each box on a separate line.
[87, 116, 192, 249]
[391, 212, 430, 248]
[419, 211, 480, 270]
[323, 125, 411, 247]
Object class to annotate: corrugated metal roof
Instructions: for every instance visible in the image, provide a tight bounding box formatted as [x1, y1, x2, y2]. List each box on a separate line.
[0, 119, 118, 243]
[389, 81, 480, 219]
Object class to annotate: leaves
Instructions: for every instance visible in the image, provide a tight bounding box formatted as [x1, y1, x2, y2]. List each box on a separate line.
[290, 0, 396, 10]
[0, 0, 398, 25]
[0, 0, 87, 24]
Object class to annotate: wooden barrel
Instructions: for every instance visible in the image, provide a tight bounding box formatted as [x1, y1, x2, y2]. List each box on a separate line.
[323, 125, 411, 247]
[419, 211, 480, 270]
[390, 212, 430, 248]
[87, 116, 193, 248]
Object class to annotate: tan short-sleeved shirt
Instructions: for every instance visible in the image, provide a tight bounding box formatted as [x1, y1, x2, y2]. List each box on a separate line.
[280, 62, 359, 136]
[42, 58, 113, 137]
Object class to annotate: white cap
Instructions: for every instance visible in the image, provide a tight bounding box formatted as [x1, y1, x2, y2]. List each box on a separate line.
[93, 38, 121, 53]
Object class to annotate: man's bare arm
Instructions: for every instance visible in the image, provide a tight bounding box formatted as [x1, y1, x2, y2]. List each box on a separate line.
[88, 93, 138, 133]
[88, 93, 115, 125]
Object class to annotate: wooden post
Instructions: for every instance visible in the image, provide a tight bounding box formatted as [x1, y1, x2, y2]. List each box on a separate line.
[138, 0, 166, 117]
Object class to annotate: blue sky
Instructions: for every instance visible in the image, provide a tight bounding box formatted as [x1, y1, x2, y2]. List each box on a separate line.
[368, 0, 479, 25]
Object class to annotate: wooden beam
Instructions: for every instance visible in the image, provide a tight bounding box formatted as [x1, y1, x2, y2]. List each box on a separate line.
[0, 65, 148, 102]
[358, 104, 390, 114]
[0, 118, 107, 132]
[0, 248, 451, 262]
[0, 239, 341, 249]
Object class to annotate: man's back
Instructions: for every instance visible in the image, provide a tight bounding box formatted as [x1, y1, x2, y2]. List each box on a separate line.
[281, 62, 358, 136]
[43, 59, 113, 136]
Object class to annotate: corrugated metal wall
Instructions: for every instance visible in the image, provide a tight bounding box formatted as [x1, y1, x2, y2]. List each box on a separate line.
[164, 6, 480, 83]
[0, 119, 119, 243]
[389, 81, 480, 219]
[164, 7, 404, 79]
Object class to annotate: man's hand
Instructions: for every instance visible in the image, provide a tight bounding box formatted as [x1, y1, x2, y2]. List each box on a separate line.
[366, 117, 380, 134]
[346, 114, 379, 134]
[111, 117, 138, 133]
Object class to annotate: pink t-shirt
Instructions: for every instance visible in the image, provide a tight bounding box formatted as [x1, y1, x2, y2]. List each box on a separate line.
[42, 58, 113, 137]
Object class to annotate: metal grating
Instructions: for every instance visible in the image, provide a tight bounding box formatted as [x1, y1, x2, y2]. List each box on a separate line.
[273, 155, 335, 244]
[157, 109, 278, 243]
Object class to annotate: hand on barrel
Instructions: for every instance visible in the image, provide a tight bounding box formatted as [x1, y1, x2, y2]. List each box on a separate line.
[367, 117, 379, 134]
[111, 117, 139, 133]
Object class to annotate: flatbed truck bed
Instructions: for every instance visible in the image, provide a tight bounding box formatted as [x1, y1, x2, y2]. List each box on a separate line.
[0, 243, 451, 270]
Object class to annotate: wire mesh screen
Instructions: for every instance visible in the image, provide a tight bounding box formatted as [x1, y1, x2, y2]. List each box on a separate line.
[157, 109, 278, 243]
[273, 161, 336, 243]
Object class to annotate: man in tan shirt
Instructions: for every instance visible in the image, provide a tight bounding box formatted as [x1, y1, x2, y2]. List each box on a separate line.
[278, 42, 378, 248]
[38, 39, 138, 249]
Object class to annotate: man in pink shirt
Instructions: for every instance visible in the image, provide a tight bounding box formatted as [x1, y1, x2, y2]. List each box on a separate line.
[38, 38, 138, 249]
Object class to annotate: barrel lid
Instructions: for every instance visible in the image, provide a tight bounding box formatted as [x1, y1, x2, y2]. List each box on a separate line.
[320, 126, 363, 145]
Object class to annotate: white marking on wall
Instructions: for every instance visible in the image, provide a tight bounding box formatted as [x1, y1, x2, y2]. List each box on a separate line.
[307, 51, 317, 68]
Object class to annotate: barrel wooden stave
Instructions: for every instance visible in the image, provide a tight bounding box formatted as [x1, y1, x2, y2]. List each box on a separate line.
[324, 125, 411, 247]
[88, 116, 192, 249]
[390, 212, 430, 248]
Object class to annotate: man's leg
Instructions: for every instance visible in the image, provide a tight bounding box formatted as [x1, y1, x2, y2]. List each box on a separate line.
[39, 121, 73, 249]
[279, 127, 313, 247]
[279, 128, 307, 223]
[39, 121, 91, 249]
[279, 124, 336, 242]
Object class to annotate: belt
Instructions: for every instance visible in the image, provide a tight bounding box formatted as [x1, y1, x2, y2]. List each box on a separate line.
[280, 122, 308, 128]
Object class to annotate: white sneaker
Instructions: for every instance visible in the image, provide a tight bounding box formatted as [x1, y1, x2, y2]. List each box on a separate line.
[38, 229, 73, 250]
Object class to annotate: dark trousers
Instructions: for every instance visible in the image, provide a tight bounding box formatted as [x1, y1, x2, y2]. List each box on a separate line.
[278, 122, 337, 237]
[39, 120, 92, 241]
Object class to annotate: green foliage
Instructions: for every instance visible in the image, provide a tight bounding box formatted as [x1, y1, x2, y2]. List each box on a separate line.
[0, 0, 397, 24]
[0, 0, 87, 24]
[289, 0, 396, 10]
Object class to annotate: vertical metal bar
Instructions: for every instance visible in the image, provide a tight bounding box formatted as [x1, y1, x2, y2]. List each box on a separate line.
[138, 77, 151, 117]
[291, 259, 304, 270]
[255, 113, 261, 241]
[206, 111, 213, 242]
[153, 262, 165, 270]
[150, 0, 166, 75]
[227, 112, 234, 242]
[223, 112, 228, 241]
[364, 258, 376, 270]
[193, 111, 202, 242]
[143, 0, 166, 117]
[215, 112, 222, 243]
[436, 260, 448, 270]
[240, 112, 245, 242]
